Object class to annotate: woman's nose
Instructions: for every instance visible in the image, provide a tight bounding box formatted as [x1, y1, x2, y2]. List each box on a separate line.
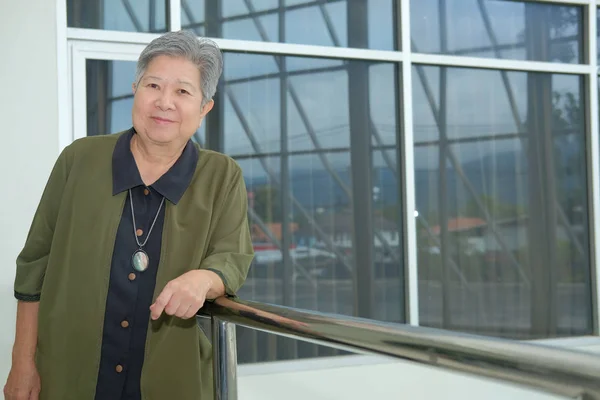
[156, 91, 175, 110]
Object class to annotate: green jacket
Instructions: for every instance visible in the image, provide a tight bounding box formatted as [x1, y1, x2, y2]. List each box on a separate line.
[14, 131, 254, 399]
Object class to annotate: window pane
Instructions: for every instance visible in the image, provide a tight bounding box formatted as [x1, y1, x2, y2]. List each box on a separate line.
[411, 0, 583, 64]
[222, 53, 402, 361]
[181, 0, 396, 50]
[86, 60, 136, 136]
[370, 63, 403, 323]
[68, 0, 168, 32]
[373, 150, 404, 323]
[224, 79, 282, 155]
[413, 65, 592, 338]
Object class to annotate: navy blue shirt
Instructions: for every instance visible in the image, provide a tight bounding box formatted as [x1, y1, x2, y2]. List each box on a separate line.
[95, 129, 198, 400]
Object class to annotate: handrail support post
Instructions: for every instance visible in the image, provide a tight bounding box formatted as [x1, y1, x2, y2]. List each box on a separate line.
[212, 317, 238, 400]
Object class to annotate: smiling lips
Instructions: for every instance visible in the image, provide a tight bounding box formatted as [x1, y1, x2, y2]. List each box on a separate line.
[151, 116, 176, 124]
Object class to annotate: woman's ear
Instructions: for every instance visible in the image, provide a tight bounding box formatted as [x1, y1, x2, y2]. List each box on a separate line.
[201, 99, 215, 118]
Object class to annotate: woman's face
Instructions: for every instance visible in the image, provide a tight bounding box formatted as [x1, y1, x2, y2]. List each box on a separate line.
[131, 55, 213, 148]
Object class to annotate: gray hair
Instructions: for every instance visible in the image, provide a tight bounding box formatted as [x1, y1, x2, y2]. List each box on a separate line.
[134, 30, 223, 106]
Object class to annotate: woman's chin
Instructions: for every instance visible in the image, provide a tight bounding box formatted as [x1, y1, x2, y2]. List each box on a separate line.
[144, 129, 180, 145]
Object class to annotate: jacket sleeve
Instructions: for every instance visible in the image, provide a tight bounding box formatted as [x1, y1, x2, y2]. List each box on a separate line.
[14, 146, 72, 301]
[199, 167, 254, 296]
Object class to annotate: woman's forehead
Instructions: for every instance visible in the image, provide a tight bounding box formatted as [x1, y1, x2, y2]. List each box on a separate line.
[144, 56, 201, 84]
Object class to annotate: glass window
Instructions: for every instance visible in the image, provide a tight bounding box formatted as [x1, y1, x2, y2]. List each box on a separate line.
[68, 0, 168, 32]
[411, 0, 583, 64]
[220, 53, 403, 361]
[412, 65, 592, 338]
[181, 0, 205, 36]
[86, 60, 135, 136]
[181, 0, 396, 50]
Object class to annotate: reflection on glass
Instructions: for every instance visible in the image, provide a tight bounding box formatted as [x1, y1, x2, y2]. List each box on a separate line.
[181, 0, 395, 50]
[86, 60, 136, 136]
[288, 152, 354, 304]
[288, 66, 350, 150]
[181, 0, 205, 36]
[370, 63, 403, 323]
[68, 0, 168, 32]
[224, 76, 282, 155]
[372, 150, 404, 323]
[411, 0, 583, 63]
[412, 65, 592, 338]
[370, 64, 398, 147]
[221, 53, 402, 361]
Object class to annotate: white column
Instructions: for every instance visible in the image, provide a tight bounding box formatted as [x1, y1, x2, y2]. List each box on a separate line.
[169, 0, 182, 31]
[400, 0, 419, 326]
[586, 0, 600, 335]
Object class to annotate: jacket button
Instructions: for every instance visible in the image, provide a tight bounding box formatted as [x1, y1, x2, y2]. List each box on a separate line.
[144, 188, 150, 196]
[121, 320, 129, 328]
[128, 273, 136, 281]
[116, 365, 124, 373]
[136, 229, 143, 236]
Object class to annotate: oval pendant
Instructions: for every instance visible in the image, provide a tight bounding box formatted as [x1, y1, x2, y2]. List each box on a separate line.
[132, 249, 149, 272]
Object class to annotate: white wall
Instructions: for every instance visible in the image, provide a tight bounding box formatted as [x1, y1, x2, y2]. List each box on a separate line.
[0, 0, 60, 390]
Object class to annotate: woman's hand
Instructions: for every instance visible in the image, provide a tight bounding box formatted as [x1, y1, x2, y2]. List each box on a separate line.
[150, 269, 224, 320]
[4, 360, 41, 400]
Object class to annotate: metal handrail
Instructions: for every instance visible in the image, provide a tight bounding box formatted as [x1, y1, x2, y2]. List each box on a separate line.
[200, 297, 600, 400]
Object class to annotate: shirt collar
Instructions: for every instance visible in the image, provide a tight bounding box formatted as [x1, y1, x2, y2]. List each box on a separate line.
[112, 128, 199, 204]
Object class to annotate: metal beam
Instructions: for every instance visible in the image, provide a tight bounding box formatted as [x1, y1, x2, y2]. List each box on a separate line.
[348, 0, 375, 319]
[317, 0, 342, 47]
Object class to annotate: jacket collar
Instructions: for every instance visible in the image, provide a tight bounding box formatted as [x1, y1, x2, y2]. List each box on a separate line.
[112, 128, 199, 204]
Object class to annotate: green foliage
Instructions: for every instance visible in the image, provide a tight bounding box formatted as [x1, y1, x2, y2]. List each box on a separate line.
[253, 185, 282, 223]
[461, 195, 524, 220]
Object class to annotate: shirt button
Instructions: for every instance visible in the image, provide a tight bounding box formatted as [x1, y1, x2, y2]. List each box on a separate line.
[121, 320, 130, 328]
[136, 229, 143, 236]
[116, 365, 124, 373]
[144, 188, 150, 196]
[128, 273, 136, 281]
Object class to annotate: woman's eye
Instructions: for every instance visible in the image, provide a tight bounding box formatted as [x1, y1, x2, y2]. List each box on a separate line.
[148, 83, 159, 89]
[179, 89, 189, 95]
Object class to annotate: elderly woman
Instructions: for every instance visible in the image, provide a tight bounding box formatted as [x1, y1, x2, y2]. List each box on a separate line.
[4, 31, 253, 400]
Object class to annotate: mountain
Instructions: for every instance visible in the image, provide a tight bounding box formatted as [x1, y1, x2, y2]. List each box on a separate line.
[243, 149, 582, 218]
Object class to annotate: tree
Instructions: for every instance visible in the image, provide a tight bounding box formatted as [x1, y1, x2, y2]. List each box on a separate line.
[252, 185, 282, 223]
[461, 195, 524, 220]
